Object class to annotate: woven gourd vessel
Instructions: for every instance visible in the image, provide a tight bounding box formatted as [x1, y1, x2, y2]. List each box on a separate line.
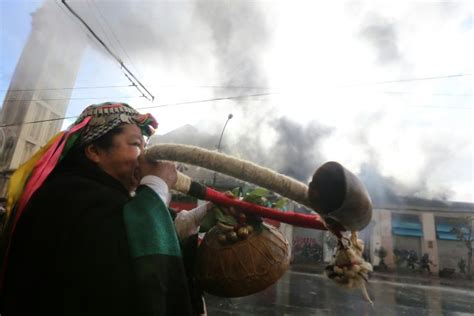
[196, 223, 290, 297]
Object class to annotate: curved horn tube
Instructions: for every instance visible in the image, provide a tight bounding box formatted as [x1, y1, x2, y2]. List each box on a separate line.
[146, 144, 311, 208]
[145, 143, 372, 231]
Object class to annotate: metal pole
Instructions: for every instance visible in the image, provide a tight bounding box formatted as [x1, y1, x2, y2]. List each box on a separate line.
[212, 114, 233, 186]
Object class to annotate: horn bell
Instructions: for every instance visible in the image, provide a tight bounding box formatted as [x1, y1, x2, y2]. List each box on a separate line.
[308, 161, 372, 232]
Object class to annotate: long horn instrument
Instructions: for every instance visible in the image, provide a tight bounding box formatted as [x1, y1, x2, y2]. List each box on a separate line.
[146, 143, 374, 301]
[145, 143, 372, 233]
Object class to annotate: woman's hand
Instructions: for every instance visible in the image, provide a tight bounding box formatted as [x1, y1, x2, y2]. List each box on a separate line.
[138, 156, 177, 189]
[174, 202, 214, 240]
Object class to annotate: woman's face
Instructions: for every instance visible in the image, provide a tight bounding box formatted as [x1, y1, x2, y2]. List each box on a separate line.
[93, 124, 145, 192]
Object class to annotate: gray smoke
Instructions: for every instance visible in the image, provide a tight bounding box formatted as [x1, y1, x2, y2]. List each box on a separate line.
[359, 162, 399, 205]
[406, 141, 455, 201]
[359, 160, 456, 207]
[354, 111, 456, 204]
[359, 13, 403, 65]
[194, 2, 271, 89]
[268, 118, 331, 182]
[224, 116, 332, 183]
[151, 115, 333, 185]
[70, 0, 273, 95]
[10, 0, 468, 204]
[150, 124, 216, 149]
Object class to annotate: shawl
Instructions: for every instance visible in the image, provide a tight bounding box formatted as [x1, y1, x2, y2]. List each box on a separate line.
[0, 102, 199, 315]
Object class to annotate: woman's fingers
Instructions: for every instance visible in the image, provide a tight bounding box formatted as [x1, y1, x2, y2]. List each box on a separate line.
[138, 156, 177, 188]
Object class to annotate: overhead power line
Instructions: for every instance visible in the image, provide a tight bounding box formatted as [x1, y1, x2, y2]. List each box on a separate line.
[0, 85, 133, 92]
[89, 0, 144, 80]
[0, 116, 79, 128]
[0, 93, 273, 128]
[1, 73, 470, 94]
[150, 73, 472, 90]
[1, 92, 471, 129]
[408, 105, 472, 109]
[2, 96, 144, 102]
[85, 0, 118, 56]
[136, 93, 274, 110]
[340, 74, 471, 87]
[61, 0, 154, 101]
[378, 91, 472, 96]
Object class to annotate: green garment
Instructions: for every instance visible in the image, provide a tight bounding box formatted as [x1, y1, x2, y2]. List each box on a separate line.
[123, 186, 195, 315]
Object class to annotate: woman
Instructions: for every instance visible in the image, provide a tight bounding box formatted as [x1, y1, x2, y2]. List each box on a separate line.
[0, 102, 208, 315]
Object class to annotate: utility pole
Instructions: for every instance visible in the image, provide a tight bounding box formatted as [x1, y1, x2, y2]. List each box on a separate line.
[212, 114, 233, 187]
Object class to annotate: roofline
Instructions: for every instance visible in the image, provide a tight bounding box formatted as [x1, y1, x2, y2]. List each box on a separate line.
[374, 203, 474, 214]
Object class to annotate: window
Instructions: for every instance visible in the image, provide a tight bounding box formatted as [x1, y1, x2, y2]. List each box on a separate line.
[22, 141, 36, 164]
[435, 217, 470, 241]
[392, 213, 423, 237]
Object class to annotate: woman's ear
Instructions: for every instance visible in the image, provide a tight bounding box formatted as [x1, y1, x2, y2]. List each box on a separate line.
[84, 144, 102, 163]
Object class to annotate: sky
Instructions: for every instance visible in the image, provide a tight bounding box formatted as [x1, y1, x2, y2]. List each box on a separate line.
[0, 0, 473, 203]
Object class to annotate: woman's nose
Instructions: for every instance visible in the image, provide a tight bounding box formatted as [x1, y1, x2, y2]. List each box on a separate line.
[136, 146, 144, 158]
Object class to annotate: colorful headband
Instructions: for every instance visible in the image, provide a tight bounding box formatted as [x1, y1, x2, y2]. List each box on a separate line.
[75, 102, 158, 145]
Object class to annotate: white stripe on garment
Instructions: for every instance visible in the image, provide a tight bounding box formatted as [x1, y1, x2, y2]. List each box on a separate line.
[140, 175, 171, 206]
[139, 175, 211, 240]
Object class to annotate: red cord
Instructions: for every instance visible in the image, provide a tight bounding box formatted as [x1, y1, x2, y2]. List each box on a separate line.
[204, 187, 328, 230]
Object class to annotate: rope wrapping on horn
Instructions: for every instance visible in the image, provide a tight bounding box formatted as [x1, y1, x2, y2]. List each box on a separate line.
[146, 143, 312, 209]
[173, 170, 192, 193]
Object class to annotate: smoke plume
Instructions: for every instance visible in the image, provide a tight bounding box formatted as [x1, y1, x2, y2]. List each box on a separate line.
[6, 0, 470, 203]
[359, 13, 403, 65]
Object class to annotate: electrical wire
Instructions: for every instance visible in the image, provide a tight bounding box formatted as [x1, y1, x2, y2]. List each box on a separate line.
[1, 92, 471, 129]
[407, 105, 472, 109]
[377, 91, 472, 96]
[1, 74, 471, 93]
[2, 96, 145, 102]
[136, 93, 274, 110]
[0, 116, 79, 128]
[339, 74, 471, 87]
[61, 0, 154, 101]
[90, 0, 144, 80]
[0, 93, 274, 128]
[0, 85, 133, 92]
[148, 74, 472, 90]
[53, 0, 110, 55]
[85, 0, 121, 57]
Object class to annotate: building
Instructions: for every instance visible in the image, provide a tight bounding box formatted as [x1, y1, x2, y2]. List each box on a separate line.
[370, 197, 473, 274]
[289, 195, 473, 276]
[0, 1, 86, 196]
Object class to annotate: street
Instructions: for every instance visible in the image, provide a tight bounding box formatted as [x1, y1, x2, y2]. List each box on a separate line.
[205, 270, 474, 315]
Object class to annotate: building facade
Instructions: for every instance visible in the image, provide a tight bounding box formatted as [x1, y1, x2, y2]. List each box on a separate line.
[0, 1, 86, 196]
[371, 201, 473, 275]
